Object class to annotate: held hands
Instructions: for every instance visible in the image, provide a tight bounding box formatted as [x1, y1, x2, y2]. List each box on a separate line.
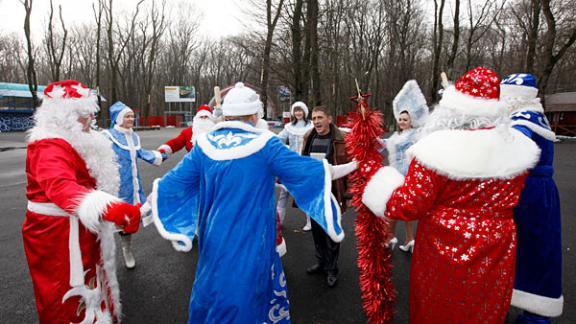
[102, 202, 142, 234]
[158, 148, 169, 161]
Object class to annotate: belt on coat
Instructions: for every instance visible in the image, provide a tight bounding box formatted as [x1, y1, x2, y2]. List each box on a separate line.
[26, 201, 87, 288]
[27, 201, 69, 216]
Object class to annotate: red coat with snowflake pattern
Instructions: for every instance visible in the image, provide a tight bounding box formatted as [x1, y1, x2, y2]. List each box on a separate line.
[362, 128, 540, 323]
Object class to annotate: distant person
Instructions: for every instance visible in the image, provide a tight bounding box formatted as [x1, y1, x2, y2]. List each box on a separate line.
[277, 101, 313, 229]
[501, 73, 563, 323]
[148, 82, 355, 322]
[301, 105, 351, 288]
[157, 104, 215, 158]
[103, 101, 163, 269]
[382, 80, 429, 252]
[23, 80, 141, 323]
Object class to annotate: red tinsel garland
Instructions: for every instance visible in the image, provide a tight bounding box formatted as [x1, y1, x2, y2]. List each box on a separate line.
[345, 95, 396, 323]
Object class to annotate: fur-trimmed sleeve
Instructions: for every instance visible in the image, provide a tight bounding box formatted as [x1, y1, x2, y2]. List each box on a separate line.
[30, 140, 94, 213]
[384, 160, 443, 221]
[162, 127, 190, 154]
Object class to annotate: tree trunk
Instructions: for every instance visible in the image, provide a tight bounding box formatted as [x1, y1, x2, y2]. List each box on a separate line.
[308, 0, 321, 105]
[291, 0, 304, 100]
[22, 0, 39, 108]
[446, 0, 460, 77]
[260, 0, 284, 118]
[430, 0, 446, 102]
[525, 0, 540, 73]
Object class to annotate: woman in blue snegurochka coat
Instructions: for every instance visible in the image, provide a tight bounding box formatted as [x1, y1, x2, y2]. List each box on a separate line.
[103, 101, 163, 269]
[380, 80, 429, 253]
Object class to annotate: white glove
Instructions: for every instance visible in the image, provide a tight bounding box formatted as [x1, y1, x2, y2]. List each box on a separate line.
[329, 160, 358, 180]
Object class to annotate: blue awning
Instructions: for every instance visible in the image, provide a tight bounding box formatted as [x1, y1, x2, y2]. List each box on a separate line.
[0, 82, 105, 101]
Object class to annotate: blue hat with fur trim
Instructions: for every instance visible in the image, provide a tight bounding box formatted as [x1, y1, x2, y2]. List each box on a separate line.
[109, 101, 133, 128]
[500, 73, 539, 101]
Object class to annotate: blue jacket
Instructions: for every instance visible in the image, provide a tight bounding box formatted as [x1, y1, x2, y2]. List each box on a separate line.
[103, 126, 162, 204]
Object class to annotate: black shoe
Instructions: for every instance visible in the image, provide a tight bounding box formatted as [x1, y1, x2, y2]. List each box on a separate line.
[326, 274, 338, 287]
[306, 264, 323, 274]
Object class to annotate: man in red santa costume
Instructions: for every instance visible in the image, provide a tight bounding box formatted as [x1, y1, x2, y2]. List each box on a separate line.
[361, 67, 540, 323]
[23, 80, 142, 323]
[157, 104, 215, 158]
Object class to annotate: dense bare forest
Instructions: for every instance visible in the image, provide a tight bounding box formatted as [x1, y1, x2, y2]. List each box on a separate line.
[1, 0, 576, 126]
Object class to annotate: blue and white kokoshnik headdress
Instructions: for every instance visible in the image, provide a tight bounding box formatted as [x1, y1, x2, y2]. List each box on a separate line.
[109, 101, 133, 128]
[393, 80, 429, 128]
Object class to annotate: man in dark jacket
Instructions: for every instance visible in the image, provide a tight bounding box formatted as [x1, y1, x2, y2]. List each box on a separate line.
[301, 105, 350, 287]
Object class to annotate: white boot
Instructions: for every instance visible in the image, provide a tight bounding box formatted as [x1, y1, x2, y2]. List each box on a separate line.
[121, 235, 136, 269]
[302, 216, 312, 232]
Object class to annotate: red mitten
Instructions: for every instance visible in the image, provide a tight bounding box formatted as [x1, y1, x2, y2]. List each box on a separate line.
[102, 202, 142, 234]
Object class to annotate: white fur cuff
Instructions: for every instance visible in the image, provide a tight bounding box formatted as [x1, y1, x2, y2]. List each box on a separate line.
[76, 190, 121, 233]
[511, 289, 564, 317]
[152, 150, 163, 166]
[362, 167, 405, 217]
[158, 144, 173, 156]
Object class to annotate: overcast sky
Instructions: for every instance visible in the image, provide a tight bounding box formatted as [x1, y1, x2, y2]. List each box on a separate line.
[0, 0, 249, 41]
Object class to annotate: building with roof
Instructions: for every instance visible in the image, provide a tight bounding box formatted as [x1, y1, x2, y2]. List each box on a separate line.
[546, 92, 576, 137]
[0, 82, 103, 132]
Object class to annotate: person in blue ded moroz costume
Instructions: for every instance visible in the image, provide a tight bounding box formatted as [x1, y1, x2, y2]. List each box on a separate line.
[103, 101, 163, 269]
[148, 82, 357, 323]
[500, 74, 563, 323]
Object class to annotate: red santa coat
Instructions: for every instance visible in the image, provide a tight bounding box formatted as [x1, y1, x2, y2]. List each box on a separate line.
[159, 127, 193, 154]
[23, 128, 122, 323]
[363, 128, 540, 323]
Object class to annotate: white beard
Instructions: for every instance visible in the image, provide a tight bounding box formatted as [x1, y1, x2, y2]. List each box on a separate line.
[192, 118, 216, 143]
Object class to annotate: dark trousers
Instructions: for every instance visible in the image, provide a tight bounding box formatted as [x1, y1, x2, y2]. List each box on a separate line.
[311, 218, 340, 275]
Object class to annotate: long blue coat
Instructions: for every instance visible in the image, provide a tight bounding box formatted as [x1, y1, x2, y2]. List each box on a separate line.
[103, 126, 162, 204]
[150, 121, 344, 323]
[510, 109, 563, 317]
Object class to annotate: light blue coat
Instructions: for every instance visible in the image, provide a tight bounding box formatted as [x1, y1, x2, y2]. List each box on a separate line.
[103, 126, 162, 204]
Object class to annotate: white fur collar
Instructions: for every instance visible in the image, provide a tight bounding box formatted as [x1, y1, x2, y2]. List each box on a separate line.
[284, 121, 313, 136]
[196, 121, 276, 161]
[113, 124, 133, 134]
[408, 128, 540, 179]
[509, 99, 544, 114]
[28, 126, 120, 194]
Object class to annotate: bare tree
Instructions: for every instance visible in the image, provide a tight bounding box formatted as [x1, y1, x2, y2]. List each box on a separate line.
[260, 0, 285, 117]
[539, 0, 576, 96]
[431, 0, 446, 102]
[446, 0, 461, 76]
[21, 0, 39, 107]
[45, 0, 68, 81]
[93, 0, 104, 113]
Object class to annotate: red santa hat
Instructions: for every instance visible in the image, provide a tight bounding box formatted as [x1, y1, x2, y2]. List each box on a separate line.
[42, 80, 99, 116]
[195, 104, 213, 118]
[439, 67, 505, 117]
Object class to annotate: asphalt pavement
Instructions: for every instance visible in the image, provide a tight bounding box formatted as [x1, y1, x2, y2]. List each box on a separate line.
[0, 128, 573, 323]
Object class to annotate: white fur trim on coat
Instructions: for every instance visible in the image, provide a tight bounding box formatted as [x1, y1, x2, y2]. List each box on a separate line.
[440, 86, 506, 118]
[511, 120, 556, 141]
[362, 166, 405, 218]
[76, 190, 121, 233]
[158, 144, 173, 155]
[150, 179, 194, 252]
[500, 84, 539, 101]
[321, 160, 345, 243]
[152, 150, 163, 166]
[511, 289, 563, 317]
[196, 121, 276, 161]
[408, 128, 540, 179]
